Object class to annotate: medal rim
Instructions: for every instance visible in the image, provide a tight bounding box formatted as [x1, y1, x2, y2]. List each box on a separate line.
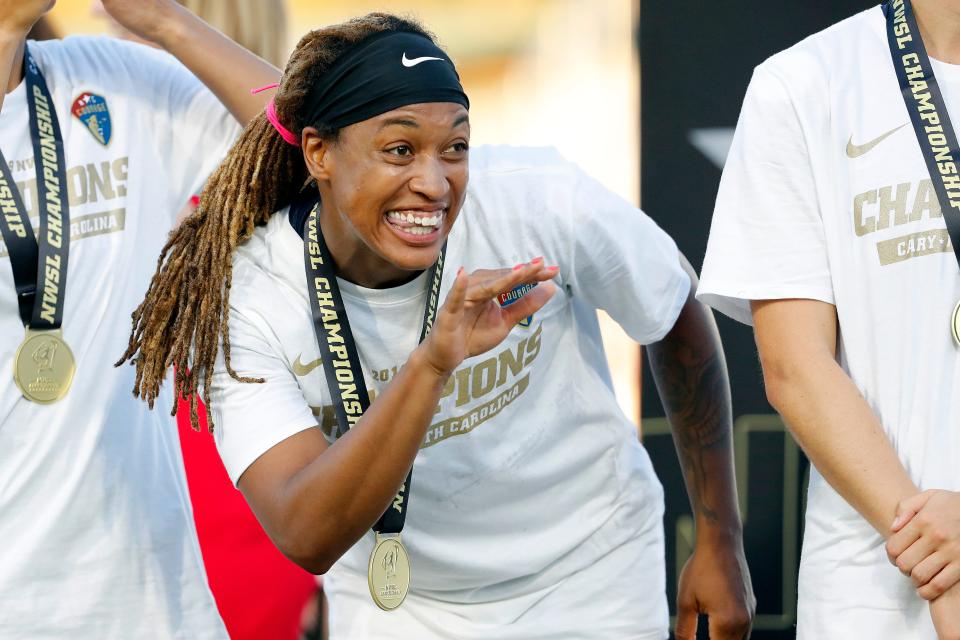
[367, 535, 411, 611]
[13, 330, 76, 404]
[953, 301, 960, 348]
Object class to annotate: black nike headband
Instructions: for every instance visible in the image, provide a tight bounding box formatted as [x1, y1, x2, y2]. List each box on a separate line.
[303, 30, 470, 131]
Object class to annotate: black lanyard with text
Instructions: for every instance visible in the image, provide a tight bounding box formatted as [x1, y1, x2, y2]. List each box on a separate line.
[0, 46, 69, 330]
[0, 46, 75, 404]
[884, 0, 960, 264]
[300, 197, 444, 537]
[884, 0, 960, 344]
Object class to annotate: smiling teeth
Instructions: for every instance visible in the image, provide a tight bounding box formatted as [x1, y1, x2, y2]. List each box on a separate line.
[386, 210, 444, 233]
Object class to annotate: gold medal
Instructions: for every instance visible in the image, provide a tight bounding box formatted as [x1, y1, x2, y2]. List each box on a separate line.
[13, 329, 75, 403]
[953, 301, 960, 347]
[367, 533, 410, 611]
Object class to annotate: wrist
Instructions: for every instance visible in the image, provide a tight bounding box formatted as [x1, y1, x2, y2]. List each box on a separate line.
[152, 2, 192, 52]
[695, 518, 745, 548]
[408, 344, 454, 386]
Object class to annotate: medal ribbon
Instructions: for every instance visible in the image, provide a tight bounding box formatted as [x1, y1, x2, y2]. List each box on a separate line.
[300, 195, 445, 535]
[0, 46, 70, 329]
[884, 0, 960, 267]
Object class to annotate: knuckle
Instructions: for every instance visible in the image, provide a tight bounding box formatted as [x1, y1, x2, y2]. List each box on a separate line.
[932, 573, 950, 590]
[911, 571, 925, 588]
[918, 584, 939, 600]
[730, 614, 752, 630]
[896, 557, 912, 573]
[714, 610, 749, 632]
[927, 576, 949, 598]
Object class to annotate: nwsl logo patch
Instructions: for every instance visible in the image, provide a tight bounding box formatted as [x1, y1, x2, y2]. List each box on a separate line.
[498, 282, 536, 327]
[71, 93, 111, 146]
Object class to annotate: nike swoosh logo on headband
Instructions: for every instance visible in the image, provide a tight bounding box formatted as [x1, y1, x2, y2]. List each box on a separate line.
[402, 53, 444, 67]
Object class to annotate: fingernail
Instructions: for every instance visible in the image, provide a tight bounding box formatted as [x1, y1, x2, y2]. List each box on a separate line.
[457, 266, 465, 276]
[513, 264, 523, 270]
[548, 265, 559, 271]
[531, 256, 544, 264]
[891, 515, 902, 529]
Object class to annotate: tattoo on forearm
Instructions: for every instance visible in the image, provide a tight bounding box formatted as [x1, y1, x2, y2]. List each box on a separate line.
[648, 327, 732, 523]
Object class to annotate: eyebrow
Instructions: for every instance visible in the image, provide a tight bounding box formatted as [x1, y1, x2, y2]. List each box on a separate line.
[379, 117, 419, 130]
[377, 114, 471, 131]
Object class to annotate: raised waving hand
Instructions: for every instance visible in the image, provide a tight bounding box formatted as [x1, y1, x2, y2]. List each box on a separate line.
[422, 259, 557, 376]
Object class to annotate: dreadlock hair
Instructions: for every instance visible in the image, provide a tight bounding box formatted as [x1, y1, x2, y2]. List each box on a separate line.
[117, 13, 437, 431]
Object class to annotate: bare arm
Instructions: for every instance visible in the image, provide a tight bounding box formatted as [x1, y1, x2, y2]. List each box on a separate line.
[751, 299, 960, 634]
[648, 256, 740, 536]
[751, 298, 918, 534]
[647, 255, 754, 640]
[237, 263, 557, 574]
[102, 0, 279, 124]
[0, 0, 53, 111]
[240, 346, 448, 573]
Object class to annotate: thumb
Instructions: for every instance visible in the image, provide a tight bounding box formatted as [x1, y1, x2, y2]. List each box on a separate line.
[892, 490, 936, 531]
[675, 600, 699, 640]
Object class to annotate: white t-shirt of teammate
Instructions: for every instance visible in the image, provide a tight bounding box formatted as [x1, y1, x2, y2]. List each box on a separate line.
[0, 37, 240, 639]
[698, 7, 960, 640]
[210, 146, 690, 640]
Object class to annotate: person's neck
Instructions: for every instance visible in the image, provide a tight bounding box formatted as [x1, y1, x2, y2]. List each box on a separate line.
[913, 0, 960, 64]
[6, 40, 24, 95]
[318, 205, 422, 289]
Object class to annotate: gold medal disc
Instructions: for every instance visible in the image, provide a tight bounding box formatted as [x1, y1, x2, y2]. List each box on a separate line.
[367, 534, 411, 611]
[953, 301, 960, 348]
[13, 329, 75, 403]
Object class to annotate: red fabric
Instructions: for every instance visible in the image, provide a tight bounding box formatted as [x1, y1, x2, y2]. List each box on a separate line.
[177, 399, 317, 640]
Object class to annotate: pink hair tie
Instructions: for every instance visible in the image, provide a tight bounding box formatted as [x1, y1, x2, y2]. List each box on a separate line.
[265, 98, 300, 147]
[250, 82, 280, 94]
[250, 83, 299, 146]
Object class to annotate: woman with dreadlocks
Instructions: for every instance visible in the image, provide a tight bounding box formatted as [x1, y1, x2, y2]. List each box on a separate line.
[121, 13, 754, 640]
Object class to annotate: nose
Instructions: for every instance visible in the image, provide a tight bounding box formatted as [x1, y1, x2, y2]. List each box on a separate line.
[408, 155, 450, 202]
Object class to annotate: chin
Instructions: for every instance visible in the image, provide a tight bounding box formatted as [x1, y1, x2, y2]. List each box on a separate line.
[385, 243, 445, 272]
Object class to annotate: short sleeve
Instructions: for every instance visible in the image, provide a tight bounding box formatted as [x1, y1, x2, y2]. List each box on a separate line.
[133, 47, 243, 213]
[34, 36, 242, 223]
[564, 166, 691, 345]
[697, 64, 835, 326]
[209, 301, 317, 486]
[66, 37, 244, 216]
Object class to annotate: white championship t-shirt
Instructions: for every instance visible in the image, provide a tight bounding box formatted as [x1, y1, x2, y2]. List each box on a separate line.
[698, 7, 960, 639]
[0, 37, 240, 638]
[210, 145, 690, 640]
